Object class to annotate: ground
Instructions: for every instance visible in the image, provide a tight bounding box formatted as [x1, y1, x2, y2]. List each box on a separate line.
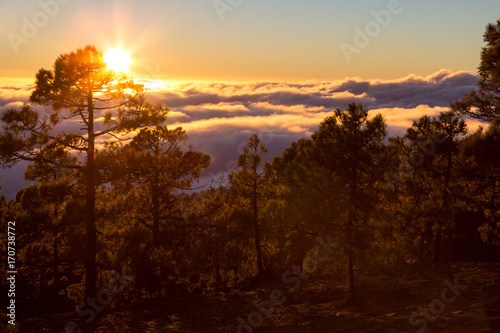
[15, 262, 500, 333]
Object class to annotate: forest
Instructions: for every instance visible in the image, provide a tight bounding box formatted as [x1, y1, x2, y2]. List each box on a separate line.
[1, 19, 500, 333]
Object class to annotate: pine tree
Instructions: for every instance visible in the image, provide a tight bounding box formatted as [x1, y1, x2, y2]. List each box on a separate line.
[0, 45, 165, 299]
[229, 134, 268, 276]
[312, 103, 386, 302]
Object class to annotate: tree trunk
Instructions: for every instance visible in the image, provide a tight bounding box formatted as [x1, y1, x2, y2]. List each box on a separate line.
[233, 266, 238, 287]
[434, 134, 453, 264]
[346, 211, 357, 301]
[433, 224, 443, 264]
[53, 227, 59, 290]
[152, 180, 160, 248]
[253, 178, 264, 275]
[85, 93, 97, 300]
[418, 230, 425, 264]
[348, 252, 356, 300]
[52, 205, 60, 291]
[215, 237, 222, 288]
[347, 168, 358, 302]
[488, 181, 497, 262]
[291, 230, 306, 272]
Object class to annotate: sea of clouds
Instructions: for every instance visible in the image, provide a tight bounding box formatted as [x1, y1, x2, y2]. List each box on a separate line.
[0, 69, 484, 199]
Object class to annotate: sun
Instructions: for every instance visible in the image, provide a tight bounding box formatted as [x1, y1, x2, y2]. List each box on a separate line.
[104, 47, 132, 73]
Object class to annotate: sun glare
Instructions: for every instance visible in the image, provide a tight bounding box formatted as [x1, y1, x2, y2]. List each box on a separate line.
[104, 48, 132, 73]
[138, 79, 173, 91]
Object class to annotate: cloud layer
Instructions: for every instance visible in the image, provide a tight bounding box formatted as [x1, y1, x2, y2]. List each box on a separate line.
[0, 69, 483, 199]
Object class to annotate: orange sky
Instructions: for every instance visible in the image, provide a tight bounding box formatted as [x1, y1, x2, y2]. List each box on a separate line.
[1, 1, 500, 82]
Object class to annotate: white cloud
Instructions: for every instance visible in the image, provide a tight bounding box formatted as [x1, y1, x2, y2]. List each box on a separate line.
[0, 69, 484, 199]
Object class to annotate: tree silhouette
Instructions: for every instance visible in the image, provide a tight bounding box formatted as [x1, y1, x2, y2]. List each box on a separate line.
[458, 122, 500, 261]
[105, 125, 211, 248]
[312, 103, 386, 302]
[452, 19, 500, 121]
[229, 134, 268, 276]
[22, 149, 76, 297]
[431, 112, 467, 263]
[0, 45, 165, 299]
[264, 138, 339, 270]
[401, 112, 467, 263]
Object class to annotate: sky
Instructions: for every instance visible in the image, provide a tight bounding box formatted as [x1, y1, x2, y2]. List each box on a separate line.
[0, 0, 499, 198]
[1, 0, 500, 81]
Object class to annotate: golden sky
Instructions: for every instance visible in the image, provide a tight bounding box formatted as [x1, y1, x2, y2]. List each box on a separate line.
[1, 0, 500, 81]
